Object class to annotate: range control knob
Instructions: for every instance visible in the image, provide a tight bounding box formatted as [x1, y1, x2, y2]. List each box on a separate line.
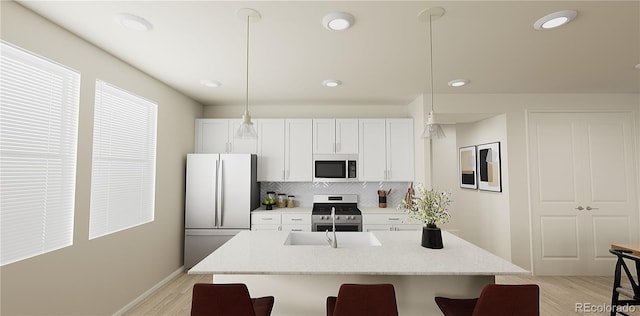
[335, 216, 340, 220]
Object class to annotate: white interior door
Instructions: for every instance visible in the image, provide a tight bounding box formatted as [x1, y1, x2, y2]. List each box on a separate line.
[528, 112, 638, 275]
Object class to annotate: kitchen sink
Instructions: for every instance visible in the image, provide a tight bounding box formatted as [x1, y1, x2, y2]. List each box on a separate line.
[283, 231, 381, 246]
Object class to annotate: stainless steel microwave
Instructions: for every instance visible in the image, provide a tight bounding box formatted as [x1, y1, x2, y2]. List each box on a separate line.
[312, 154, 358, 182]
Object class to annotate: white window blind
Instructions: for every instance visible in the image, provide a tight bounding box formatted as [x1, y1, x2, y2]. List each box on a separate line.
[0, 41, 80, 266]
[89, 80, 157, 239]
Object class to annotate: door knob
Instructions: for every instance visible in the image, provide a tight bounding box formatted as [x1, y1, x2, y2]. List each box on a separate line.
[586, 206, 599, 211]
[575, 206, 584, 211]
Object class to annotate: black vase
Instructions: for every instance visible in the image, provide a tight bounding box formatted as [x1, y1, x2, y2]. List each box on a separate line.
[421, 225, 443, 249]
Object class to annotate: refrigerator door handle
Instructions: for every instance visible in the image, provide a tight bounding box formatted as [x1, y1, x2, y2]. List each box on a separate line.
[213, 159, 219, 228]
[217, 158, 224, 227]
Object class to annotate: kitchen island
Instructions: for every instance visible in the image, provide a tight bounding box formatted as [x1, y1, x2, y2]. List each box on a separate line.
[189, 230, 528, 315]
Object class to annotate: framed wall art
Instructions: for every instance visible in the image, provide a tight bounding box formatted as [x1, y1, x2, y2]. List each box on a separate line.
[459, 146, 477, 189]
[477, 142, 502, 192]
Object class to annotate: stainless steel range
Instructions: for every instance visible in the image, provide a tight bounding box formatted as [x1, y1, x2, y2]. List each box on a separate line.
[311, 194, 362, 232]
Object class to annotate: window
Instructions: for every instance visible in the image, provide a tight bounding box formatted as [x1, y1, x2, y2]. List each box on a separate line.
[0, 41, 80, 266]
[89, 80, 157, 239]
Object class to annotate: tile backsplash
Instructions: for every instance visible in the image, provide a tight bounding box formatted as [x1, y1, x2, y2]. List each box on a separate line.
[259, 182, 412, 208]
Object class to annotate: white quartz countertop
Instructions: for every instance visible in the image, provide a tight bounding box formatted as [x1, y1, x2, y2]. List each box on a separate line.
[188, 230, 529, 276]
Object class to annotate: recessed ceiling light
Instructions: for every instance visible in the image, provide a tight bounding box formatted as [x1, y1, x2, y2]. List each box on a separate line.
[200, 79, 221, 88]
[322, 79, 342, 87]
[113, 13, 153, 32]
[533, 10, 577, 30]
[322, 12, 355, 31]
[448, 79, 469, 87]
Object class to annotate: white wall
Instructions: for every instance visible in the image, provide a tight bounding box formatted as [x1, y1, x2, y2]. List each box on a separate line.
[430, 124, 460, 235]
[407, 95, 426, 184]
[454, 115, 511, 259]
[0, 2, 203, 315]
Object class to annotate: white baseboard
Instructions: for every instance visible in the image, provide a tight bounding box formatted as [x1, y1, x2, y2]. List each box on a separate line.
[113, 266, 185, 316]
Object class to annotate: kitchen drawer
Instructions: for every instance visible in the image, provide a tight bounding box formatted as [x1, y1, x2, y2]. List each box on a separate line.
[363, 224, 393, 232]
[363, 223, 421, 232]
[363, 213, 410, 225]
[282, 224, 311, 232]
[251, 213, 282, 225]
[251, 224, 281, 231]
[282, 214, 311, 225]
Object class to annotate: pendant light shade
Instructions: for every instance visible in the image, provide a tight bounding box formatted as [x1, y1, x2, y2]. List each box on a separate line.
[423, 111, 445, 139]
[237, 112, 257, 138]
[236, 8, 260, 139]
[418, 7, 446, 139]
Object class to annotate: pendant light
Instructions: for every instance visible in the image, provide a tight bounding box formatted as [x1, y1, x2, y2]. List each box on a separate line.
[235, 8, 260, 139]
[418, 7, 446, 139]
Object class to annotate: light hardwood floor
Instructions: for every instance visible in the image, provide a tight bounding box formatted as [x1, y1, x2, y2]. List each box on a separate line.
[123, 273, 637, 315]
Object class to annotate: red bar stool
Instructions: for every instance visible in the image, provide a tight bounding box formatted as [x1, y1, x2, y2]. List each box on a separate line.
[191, 283, 274, 316]
[326, 283, 398, 316]
[435, 284, 539, 316]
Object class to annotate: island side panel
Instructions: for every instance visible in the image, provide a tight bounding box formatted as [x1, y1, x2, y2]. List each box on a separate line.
[213, 274, 494, 316]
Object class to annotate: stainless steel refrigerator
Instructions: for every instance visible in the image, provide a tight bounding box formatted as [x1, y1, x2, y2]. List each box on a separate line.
[184, 153, 259, 270]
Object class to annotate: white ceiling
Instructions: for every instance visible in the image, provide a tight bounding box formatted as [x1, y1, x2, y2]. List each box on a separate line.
[16, 1, 640, 107]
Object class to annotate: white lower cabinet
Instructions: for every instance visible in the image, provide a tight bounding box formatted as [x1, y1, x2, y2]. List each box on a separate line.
[363, 213, 422, 232]
[251, 212, 311, 232]
[282, 214, 311, 232]
[251, 213, 282, 231]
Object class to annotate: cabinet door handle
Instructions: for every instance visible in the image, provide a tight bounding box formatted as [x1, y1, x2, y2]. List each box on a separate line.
[291, 229, 303, 232]
[586, 206, 599, 211]
[228, 142, 232, 153]
[291, 218, 303, 221]
[282, 170, 286, 180]
[388, 217, 400, 221]
[262, 218, 273, 220]
[575, 206, 584, 211]
[336, 142, 341, 153]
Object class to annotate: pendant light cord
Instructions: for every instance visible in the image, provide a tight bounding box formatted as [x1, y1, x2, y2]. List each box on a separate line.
[429, 14, 434, 114]
[245, 16, 250, 115]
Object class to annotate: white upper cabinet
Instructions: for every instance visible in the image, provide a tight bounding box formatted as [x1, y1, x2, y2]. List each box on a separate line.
[312, 119, 358, 154]
[258, 119, 312, 182]
[359, 119, 387, 181]
[359, 119, 414, 182]
[285, 119, 313, 181]
[196, 117, 412, 183]
[257, 119, 286, 181]
[385, 119, 414, 181]
[195, 119, 258, 154]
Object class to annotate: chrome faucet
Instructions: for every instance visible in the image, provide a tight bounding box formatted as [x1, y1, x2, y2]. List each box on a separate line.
[326, 207, 338, 248]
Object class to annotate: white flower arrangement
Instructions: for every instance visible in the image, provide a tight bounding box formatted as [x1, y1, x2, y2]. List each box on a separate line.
[398, 183, 452, 228]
